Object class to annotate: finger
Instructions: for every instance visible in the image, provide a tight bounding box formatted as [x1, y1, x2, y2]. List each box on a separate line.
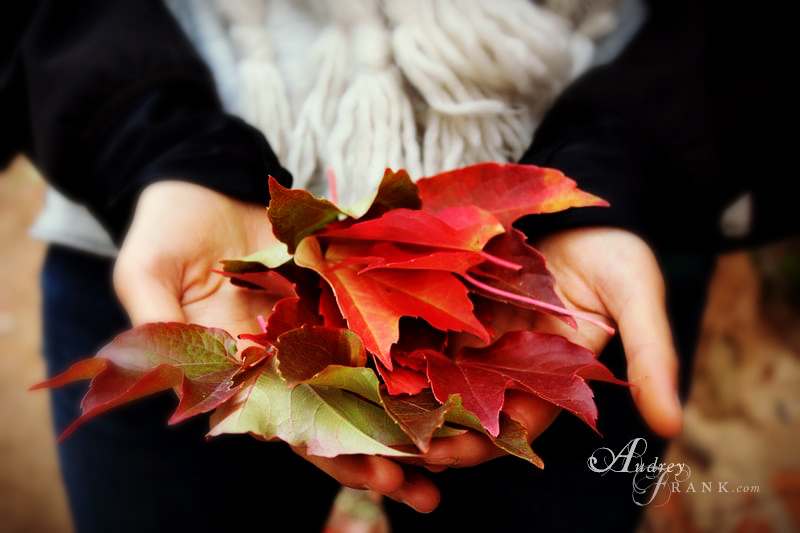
[301, 453, 440, 513]
[422, 431, 504, 468]
[501, 390, 561, 441]
[113, 264, 185, 326]
[612, 273, 683, 437]
[385, 467, 441, 513]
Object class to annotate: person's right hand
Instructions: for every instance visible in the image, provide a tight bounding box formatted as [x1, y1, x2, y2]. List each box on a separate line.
[113, 180, 441, 513]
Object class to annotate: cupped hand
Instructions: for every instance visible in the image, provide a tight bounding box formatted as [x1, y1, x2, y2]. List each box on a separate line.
[113, 181, 441, 513]
[532, 226, 682, 438]
[114, 180, 279, 337]
[419, 226, 681, 470]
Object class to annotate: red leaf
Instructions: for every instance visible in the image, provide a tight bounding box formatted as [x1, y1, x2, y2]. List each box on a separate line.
[375, 358, 430, 396]
[295, 237, 490, 368]
[239, 296, 322, 346]
[33, 323, 245, 439]
[320, 207, 504, 253]
[424, 331, 624, 436]
[468, 229, 577, 327]
[318, 281, 348, 328]
[275, 325, 367, 385]
[417, 162, 608, 228]
[358, 242, 485, 274]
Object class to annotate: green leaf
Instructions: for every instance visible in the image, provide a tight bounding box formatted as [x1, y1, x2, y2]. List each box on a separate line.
[444, 395, 543, 467]
[379, 389, 453, 452]
[367, 168, 422, 213]
[223, 241, 293, 270]
[208, 360, 416, 457]
[267, 177, 344, 253]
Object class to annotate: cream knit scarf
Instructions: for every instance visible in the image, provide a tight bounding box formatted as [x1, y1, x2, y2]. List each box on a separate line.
[177, 0, 618, 208]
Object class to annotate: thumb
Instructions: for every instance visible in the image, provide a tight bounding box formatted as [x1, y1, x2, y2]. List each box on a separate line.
[612, 271, 683, 437]
[114, 261, 185, 326]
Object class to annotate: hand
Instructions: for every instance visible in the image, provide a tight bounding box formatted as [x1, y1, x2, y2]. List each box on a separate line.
[532, 226, 682, 437]
[114, 181, 441, 513]
[418, 226, 681, 469]
[114, 180, 279, 336]
[297, 448, 441, 513]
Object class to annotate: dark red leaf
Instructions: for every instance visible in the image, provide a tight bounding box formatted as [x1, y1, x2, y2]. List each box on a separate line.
[425, 331, 624, 436]
[212, 267, 295, 296]
[468, 229, 577, 327]
[33, 323, 245, 439]
[275, 325, 367, 385]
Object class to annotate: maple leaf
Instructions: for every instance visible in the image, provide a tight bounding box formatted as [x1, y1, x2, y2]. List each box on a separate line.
[424, 330, 625, 437]
[377, 390, 542, 465]
[32, 323, 246, 439]
[357, 242, 485, 274]
[416, 162, 609, 228]
[321, 206, 504, 253]
[294, 237, 489, 368]
[443, 394, 544, 467]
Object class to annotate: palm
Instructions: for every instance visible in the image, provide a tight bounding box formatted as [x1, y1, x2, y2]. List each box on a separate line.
[534, 227, 681, 437]
[417, 227, 682, 470]
[114, 181, 279, 340]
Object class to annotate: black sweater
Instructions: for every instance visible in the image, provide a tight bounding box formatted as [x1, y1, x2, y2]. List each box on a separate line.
[2, 0, 797, 249]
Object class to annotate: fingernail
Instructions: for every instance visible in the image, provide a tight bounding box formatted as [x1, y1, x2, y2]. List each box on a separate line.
[400, 498, 429, 514]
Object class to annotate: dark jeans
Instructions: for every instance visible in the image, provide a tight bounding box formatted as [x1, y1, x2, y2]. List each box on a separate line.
[41, 245, 341, 533]
[42, 244, 714, 532]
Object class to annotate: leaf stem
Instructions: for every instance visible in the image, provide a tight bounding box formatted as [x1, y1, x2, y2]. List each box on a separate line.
[461, 273, 616, 335]
[327, 168, 339, 205]
[479, 251, 523, 271]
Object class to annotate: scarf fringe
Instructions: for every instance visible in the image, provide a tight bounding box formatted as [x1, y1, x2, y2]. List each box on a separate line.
[209, 0, 616, 201]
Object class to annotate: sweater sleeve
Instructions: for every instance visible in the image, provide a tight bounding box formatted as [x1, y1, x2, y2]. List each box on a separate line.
[516, 0, 798, 251]
[1, 0, 291, 245]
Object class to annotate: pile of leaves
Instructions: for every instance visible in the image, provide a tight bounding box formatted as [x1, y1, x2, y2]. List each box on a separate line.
[35, 162, 623, 466]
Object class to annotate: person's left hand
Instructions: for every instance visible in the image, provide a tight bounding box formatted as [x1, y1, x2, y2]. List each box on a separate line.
[416, 227, 682, 470]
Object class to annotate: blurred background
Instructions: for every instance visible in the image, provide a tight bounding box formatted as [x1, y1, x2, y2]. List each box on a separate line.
[2, 156, 799, 533]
